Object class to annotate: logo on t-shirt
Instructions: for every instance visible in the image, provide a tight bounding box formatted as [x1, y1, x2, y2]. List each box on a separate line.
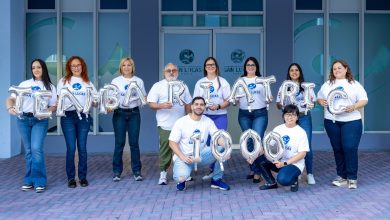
[248, 83, 256, 90]
[334, 86, 344, 99]
[72, 83, 82, 90]
[282, 135, 290, 145]
[31, 86, 41, 91]
[210, 86, 215, 93]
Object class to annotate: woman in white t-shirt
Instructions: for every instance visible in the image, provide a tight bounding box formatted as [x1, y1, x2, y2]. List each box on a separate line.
[258, 104, 309, 192]
[6, 59, 57, 193]
[111, 57, 146, 182]
[276, 63, 316, 185]
[317, 60, 368, 189]
[193, 57, 231, 180]
[237, 57, 268, 183]
[57, 56, 97, 188]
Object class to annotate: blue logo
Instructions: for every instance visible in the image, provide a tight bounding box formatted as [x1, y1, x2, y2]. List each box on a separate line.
[334, 86, 344, 99]
[194, 129, 200, 133]
[282, 135, 290, 145]
[72, 83, 82, 90]
[179, 49, 194, 64]
[31, 86, 41, 91]
[125, 85, 129, 90]
[231, 49, 246, 63]
[210, 86, 215, 93]
[248, 83, 256, 90]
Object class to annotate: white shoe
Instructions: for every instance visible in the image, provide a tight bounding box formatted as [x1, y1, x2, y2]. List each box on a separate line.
[158, 171, 167, 185]
[348, 179, 357, 189]
[332, 176, 348, 186]
[307, 174, 316, 185]
[202, 172, 213, 181]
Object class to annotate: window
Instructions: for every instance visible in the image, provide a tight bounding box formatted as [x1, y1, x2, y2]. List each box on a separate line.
[28, 0, 55, 10]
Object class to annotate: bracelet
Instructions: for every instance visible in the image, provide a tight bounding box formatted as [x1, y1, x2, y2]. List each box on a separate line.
[217, 104, 221, 110]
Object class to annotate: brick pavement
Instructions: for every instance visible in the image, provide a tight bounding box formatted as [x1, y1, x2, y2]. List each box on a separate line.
[0, 151, 389, 219]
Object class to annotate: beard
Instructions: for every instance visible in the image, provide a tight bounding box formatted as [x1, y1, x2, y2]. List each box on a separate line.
[192, 109, 204, 116]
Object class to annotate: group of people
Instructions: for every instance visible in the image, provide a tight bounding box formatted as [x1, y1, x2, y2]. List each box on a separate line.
[6, 56, 368, 193]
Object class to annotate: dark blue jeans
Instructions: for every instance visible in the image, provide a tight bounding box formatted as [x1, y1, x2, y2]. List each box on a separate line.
[258, 156, 301, 186]
[112, 108, 142, 175]
[17, 115, 48, 187]
[298, 112, 313, 174]
[238, 108, 268, 175]
[61, 111, 91, 180]
[324, 119, 362, 180]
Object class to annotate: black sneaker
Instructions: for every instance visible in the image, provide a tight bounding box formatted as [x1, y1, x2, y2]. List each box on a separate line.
[35, 186, 45, 193]
[68, 179, 77, 188]
[113, 174, 121, 182]
[80, 179, 89, 187]
[259, 183, 278, 190]
[290, 181, 299, 192]
[21, 184, 33, 191]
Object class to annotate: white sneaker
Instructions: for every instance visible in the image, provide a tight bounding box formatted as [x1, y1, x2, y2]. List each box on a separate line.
[202, 172, 213, 181]
[307, 174, 316, 185]
[348, 179, 357, 189]
[158, 171, 167, 185]
[332, 176, 348, 186]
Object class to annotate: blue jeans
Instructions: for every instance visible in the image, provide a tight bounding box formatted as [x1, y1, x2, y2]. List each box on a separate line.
[173, 147, 223, 182]
[112, 108, 142, 175]
[17, 115, 48, 187]
[61, 111, 91, 180]
[238, 108, 268, 175]
[324, 119, 362, 180]
[298, 112, 313, 174]
[258, 155, 301, 186]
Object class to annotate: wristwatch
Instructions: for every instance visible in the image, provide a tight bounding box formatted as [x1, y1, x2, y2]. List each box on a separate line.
[283, 161, 288, 166]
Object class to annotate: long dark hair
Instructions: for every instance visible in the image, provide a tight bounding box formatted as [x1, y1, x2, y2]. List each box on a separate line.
[241, 57, 261, 77]
[203, 57, 221, 91]
[31, 58, 52, 91]
[286, 63, 305, 92]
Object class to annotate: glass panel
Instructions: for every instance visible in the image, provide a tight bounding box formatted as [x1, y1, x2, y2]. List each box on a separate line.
[364, 14, 390, 131]
[98, 13, 130, 133]
[329, 14, 359, 80]
[294, 14, 324, 131]
[366, 0, 390, 10]
[26, 13, 58, 133]
[100, 0, 127, 10]
[162, 15, 193, 26]
[296, 0, 322, 10]
[162, 0, 193, 11]
[232, 15, 263, 26]
[62, 13, 94, 132]
[232, 0, 263, 11]
[28, 0, 55, 9]
[197, 15, 228, 27]
[197, 0, 228, 11]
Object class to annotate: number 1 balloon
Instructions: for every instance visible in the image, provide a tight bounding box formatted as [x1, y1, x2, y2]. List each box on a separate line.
[190, 130, 201, 171]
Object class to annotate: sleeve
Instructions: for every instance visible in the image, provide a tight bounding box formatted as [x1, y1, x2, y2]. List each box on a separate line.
[139, 79, 147, 96]
[49, 84, 57, 106]
[355, 82, 368, 101]
[169, 120, 182, 142]
[193, 80, 202, 98]
[221, 79, 231, 100]
[56, 78, 64, 95]
[297, 130, 309, 152]
[183, 84, 193, 104]
[310, 88, 317, 102]
[316, 83, 327, 100]
[208, 119, 218, 135]
[147, 84, 159, 103]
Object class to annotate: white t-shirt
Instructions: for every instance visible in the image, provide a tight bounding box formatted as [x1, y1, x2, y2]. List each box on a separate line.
[12, 78, 57, 113]
[147, 79, 192, 130]
[193, 76, 231, 115]
[111, 75, 147, 109]
[169, 114, 218, 161]
[317, 79, 368, 122]
[57, 76, 97, 111]
[238, 77, 267, 110]
[276, 85, 317, 113]
[273, 124, 309, 172]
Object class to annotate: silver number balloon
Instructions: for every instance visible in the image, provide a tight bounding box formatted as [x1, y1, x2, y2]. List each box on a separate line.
[255, 75, 276, 110]
[239, 129, 264, 164]
[99, 84, 120, 114]
[280, 80, 299, 107]
[8, 86, 32, 116]
[301, 82, 316, 115]
[211, 130, 232, 171]
[168, 80, 186, 106]
[123, 81, 147, 106]
[33, 90, 53, 118]
[327, 89, 352, 122]
[263, 131, 285, 163]
[56, 87, 83, 117]
[190, 130, 201, 171]
[200, 82, 214, 107]
[228, 78, 254, 111]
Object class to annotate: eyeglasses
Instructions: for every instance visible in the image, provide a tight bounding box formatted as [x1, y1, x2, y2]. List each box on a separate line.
[205, 63, 216, 68]
[246, 64, 256, 67]
[165, 69, 178, 74]
[284, 113, 297, 118]
[71, 64, 82, 69]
